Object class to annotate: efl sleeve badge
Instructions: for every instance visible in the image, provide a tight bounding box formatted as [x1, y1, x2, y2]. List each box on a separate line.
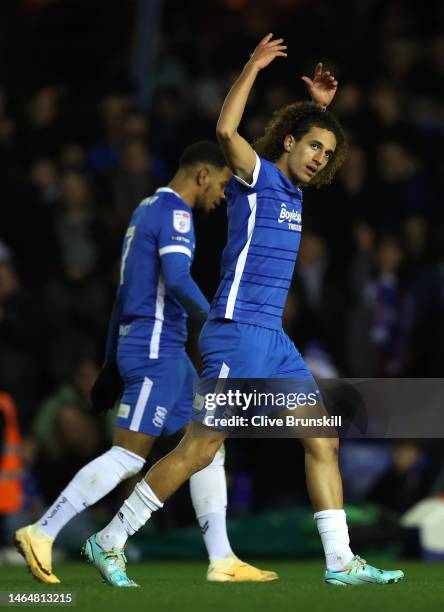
[173, 210, 191, 233]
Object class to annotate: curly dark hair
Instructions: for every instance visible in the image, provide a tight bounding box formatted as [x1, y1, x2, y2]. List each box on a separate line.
[253, 101, 347, 187]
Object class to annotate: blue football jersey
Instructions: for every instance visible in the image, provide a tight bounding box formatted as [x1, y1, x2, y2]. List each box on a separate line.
[117, 187, 196, 357]
[209, 155, 302, 330]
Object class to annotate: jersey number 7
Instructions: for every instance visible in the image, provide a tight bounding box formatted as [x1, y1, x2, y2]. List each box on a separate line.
[120, 225, 136, 285]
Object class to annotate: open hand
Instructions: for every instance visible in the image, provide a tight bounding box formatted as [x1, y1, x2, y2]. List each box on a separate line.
[247, 33, 287, 71]
[301, 63, 338, 109]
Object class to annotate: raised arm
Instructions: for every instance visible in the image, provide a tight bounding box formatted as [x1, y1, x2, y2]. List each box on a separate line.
[301, 62, 338, 109]
[216, 33, 287, 183]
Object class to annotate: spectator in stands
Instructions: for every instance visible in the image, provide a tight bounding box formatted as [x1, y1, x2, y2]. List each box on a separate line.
[289, 232, 346, 368]
[112, 140, 156, 231]
[347, 235, 412, 376]
[17, 86, 63, 164]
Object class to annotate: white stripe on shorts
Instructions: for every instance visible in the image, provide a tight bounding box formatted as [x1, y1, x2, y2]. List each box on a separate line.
[130, 377, 153, 431]
[219, 362, 230, 378]
[212, 362, 230, 397]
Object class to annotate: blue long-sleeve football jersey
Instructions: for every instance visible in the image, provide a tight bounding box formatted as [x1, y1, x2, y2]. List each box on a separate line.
[109, 187, 209, 360]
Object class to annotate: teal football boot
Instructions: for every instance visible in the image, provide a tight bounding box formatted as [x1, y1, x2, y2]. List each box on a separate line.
[325, 556, 404, 586]
[82, 534, 139, 587]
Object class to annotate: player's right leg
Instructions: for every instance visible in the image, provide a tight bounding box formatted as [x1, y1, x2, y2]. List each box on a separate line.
[82, 351, 198, 586]
[83, 422, 226, 586]
[14, 430, 149, 584]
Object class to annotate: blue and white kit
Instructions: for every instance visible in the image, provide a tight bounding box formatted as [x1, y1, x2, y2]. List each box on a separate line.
[198, 155, 318, 386]
[107, 187, 209, 436]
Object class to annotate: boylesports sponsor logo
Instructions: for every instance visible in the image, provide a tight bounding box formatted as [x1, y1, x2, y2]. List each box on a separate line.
[278, 202, 301, 231]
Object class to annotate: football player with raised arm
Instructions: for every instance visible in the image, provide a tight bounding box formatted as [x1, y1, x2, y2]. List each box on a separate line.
[15, 142, 276, 586]
[83, 37, 404, 587]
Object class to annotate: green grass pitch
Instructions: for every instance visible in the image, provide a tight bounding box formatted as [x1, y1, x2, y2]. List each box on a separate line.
[2, 560, 444, 612]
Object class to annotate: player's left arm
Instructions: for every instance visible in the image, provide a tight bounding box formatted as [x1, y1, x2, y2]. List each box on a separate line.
[161, 253, 210, 326]
[301, 62, 338, 109]
[157, 204, 210, 325]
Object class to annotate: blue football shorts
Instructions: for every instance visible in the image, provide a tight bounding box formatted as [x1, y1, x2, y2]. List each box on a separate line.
[199, 319, 317, 380]
[116, 349, 195, 436]
[192, 319, 321, 427]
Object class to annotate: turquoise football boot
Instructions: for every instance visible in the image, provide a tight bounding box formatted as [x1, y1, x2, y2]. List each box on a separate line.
[325, 556, 404, 586]
[81, 534, 139, 587]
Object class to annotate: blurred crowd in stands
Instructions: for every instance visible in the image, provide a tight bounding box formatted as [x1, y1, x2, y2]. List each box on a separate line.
[1, 0, 444, 548]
